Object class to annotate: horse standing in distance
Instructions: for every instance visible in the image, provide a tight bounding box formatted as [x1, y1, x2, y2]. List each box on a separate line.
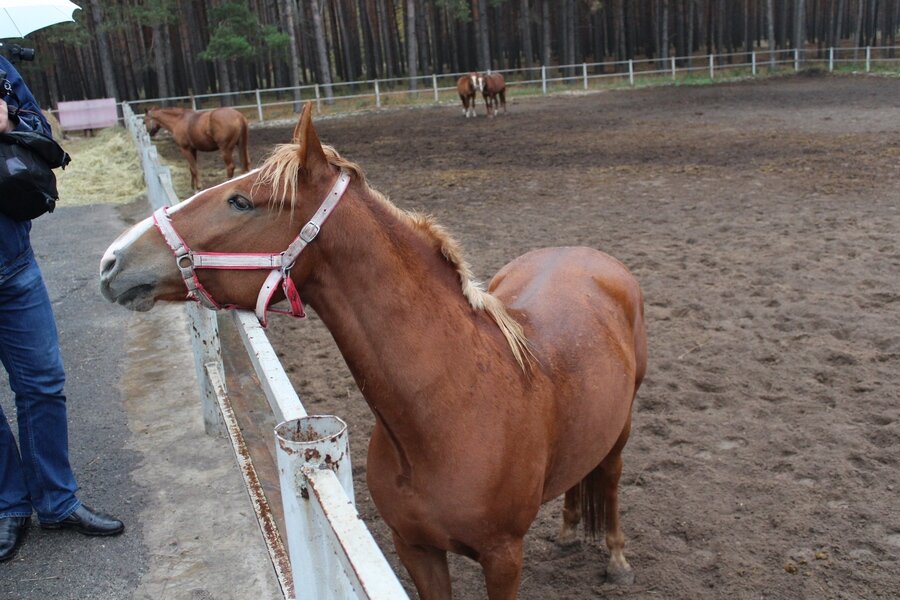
[456, 73, 484, 118]
[482, 72, 507, 117]
[144, 107, 251, 190]
[101, 103, 647, 600]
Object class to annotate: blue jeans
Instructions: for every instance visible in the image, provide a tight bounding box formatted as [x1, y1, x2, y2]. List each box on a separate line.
[0, 256, 80, 522]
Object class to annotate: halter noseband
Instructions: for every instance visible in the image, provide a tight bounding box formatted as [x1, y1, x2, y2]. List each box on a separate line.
[153, 169, 351, 326]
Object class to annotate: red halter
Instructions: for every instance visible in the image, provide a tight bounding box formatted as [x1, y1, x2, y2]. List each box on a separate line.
[153, 169, 351, 326]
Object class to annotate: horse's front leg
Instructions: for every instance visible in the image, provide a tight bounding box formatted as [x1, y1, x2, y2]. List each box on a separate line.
[180, 147, 200, 190]
[480, 537, 525, 600]
[392, 532, 451, 600]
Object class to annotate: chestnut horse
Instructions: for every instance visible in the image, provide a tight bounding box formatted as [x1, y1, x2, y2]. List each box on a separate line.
[482, 72, 507, 117]
[100, 103, 646, 599]
[456, 73, 483, 118]
[145, 107, 251, 190]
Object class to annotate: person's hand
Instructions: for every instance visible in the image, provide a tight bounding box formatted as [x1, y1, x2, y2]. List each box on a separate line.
[0, 99, 12, 133]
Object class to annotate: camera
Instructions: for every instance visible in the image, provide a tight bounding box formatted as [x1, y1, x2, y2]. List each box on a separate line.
[0, 70, 9, 100]
[0, 42, 36, 62]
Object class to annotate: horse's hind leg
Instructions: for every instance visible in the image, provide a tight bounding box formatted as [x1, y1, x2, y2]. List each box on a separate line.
[599, 418, 634, 585]
[557, 485, 582, 545]
[392, 533, 451, 600]
[221, 146, 236, 179]
[181, 147, 200, 190]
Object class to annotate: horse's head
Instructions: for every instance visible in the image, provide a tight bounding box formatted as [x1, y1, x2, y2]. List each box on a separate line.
[144, 109, 162, 137]
[473, 73, 485, 93]
[101, 102, 344, 321]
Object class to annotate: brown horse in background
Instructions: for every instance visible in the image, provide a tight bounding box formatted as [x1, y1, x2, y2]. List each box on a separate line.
[456, 73, 483, 118]
[482, 72, 507, 117]
[101, 103, 647, 599]
[145, 107, 251, 190]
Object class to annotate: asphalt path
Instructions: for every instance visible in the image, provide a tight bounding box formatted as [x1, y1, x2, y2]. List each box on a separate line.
[1, 202, 278, 599]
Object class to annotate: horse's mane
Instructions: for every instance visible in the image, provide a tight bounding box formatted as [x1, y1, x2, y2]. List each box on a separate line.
[257, 143, 532, 371]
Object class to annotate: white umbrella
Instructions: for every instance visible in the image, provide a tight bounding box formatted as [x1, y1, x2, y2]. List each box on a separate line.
[0, 0, 80, 39]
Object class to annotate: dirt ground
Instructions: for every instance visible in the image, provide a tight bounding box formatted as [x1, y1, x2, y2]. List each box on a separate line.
[163, 73, 900, 599]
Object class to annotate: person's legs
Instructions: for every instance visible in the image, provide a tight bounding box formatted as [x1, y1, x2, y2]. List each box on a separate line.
[0, 403, 32, 518]
[0, 257, 79, 523]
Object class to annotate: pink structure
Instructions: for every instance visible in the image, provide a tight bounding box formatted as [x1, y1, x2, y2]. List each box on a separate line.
[57, 98, 118, 131]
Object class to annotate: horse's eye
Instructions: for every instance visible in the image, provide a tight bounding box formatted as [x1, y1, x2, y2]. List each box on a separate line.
[228, 195, 253, 212]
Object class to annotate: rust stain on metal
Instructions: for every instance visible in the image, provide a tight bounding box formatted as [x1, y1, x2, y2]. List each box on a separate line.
[303, 448, 321, 462]
[216, 379, 294, 598]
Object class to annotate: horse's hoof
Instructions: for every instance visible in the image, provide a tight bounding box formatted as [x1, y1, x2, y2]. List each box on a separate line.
[605, 563, 634, 586]
[556, 528, 580, 547]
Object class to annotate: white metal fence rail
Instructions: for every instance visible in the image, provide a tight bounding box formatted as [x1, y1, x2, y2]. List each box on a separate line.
[107, 45, 900, 124]
[121, 102, 409, 600]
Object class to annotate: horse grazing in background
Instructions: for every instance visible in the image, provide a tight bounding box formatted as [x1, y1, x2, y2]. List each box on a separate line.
[101, 102, 647, 600]
[482, 72, 507, 117]
[456, 72, 484, 118]
[145, 107, 251, 190]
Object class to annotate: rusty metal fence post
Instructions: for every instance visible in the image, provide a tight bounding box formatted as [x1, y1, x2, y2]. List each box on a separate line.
[276, 416, 407, 600]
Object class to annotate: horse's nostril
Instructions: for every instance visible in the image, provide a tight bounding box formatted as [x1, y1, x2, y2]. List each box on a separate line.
[100, 253, 118, 279]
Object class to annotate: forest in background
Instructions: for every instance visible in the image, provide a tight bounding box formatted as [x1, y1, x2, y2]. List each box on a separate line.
[7, 0, 899, 107]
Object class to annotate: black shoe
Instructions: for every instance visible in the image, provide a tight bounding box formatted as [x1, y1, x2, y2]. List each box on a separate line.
[41, 504, 124, 536]
[0, 516, 30, 562]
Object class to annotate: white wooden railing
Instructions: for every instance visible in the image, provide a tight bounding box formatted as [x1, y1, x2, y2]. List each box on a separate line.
[121, 102, 409, 600]
[101, 45, 900, 125]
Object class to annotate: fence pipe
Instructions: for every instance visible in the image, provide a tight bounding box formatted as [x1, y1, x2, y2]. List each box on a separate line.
[374, 80, 381, 107]
[432, 74, 439, 103]
[671, 56, 676, 80]
[829, 47, 834, 72]
[541, 65, 547, 94]
[314, 84, 322, 113]
[628, 60, 634, 85]
[582, 63, 588, 90]
[255, 90, 264, 122]
[709, 54, 714, 78]
[275, 416, 408, 600]
[794, 48, 800, 71]
[751, 51, 757, 75]
[866, 46, 871, 71]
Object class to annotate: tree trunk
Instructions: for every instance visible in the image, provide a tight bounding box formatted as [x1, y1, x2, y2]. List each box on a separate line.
[152, 25, 169, 102]
[473, 0, 492, 71]
[520, 0, 534, 70]
[768, 0, 777, 66]
[687, 0, 695, 67]
[661, 0, 670, 65]
[796, 0, 807, 61]
[281, 0, 304, 110]
[309, 0, 334, 102]
[88, 0, 119, 100]
[406, 0, 418, 89]
[542, 0, 552, 66]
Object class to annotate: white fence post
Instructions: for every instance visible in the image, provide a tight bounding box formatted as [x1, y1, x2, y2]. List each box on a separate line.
[432, 73, 439, 103]
[186, 303, 227, 436]
[628, 59, 634, 85]
[375, 79, 381, 107]
[191, 95, 197, 111]
[255, 89, 264, 123]
[582, 63, 588, 90]
[709, 54, 714, 79]
[671, 56, 676, 80]
[866, 46, 871, 72]
[314, 84, 321, 113]
[794, 47, 800, 71]
[752, 51, 757, 75]
[828, 47, 834, 72]
[276, 416, 408, 600]
[541, 65, 547, 94]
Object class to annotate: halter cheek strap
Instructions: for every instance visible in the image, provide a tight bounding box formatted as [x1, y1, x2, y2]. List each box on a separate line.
[153, 169, 351, 326]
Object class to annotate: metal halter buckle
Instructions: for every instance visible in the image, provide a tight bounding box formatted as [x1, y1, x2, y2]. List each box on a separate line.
[299, 222, 320, 243]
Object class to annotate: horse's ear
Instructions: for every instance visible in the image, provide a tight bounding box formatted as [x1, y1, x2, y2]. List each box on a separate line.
[293, 102, 329, 177]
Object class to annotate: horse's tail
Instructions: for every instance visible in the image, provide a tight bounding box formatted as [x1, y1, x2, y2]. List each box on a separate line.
[578, 463, 606, 540]
[239, 118, 251, 171]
